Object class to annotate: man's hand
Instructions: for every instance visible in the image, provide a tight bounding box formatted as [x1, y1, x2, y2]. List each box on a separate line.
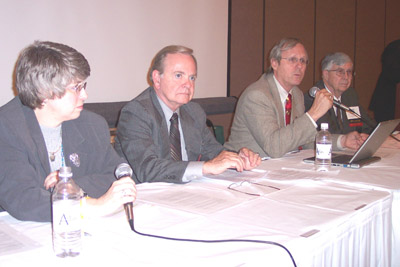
[238, 147, 261, 170]
[307, 89, 333, 122]
[341, 131, 368, 150]
[203, 150, 246, 175]
[202, 148, 261, 175]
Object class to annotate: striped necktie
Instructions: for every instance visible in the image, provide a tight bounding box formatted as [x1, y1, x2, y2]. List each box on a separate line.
[169, 113, 182, 161]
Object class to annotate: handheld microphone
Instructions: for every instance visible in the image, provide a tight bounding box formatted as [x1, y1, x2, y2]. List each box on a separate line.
[309, 86, 351, 111]
[115, 163, 133, 179]
[115, 163, 134, 228]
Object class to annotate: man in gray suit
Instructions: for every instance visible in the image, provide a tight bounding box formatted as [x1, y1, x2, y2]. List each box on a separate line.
[115, 45, 260, 184]
[224, 38, 365, 158]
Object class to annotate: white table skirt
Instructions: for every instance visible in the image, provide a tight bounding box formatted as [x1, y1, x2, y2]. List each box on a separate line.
[253, 147, 400, 266]
[0, 177, 392, 267]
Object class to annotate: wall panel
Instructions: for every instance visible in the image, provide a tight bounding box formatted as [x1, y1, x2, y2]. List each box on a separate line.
[385, 0, 400, 45]
[355, 0, 385, 113]
[229, 0, 264, 97]
[264, 0, 315, 91]
[315, 0, 356, 82]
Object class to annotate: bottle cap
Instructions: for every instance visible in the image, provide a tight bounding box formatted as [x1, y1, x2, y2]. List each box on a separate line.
[59, 166, 72, 177]
[321, 123, 329, 130]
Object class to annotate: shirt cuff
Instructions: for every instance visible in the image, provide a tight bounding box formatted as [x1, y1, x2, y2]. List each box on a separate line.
[305, 112, 318, 128]
[337, 134, 345, 150]
[181, 161, 204, 182]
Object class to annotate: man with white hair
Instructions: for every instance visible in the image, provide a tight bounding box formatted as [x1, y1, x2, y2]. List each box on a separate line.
[304, 52, 400, 148]
[304, 52, 375, 134]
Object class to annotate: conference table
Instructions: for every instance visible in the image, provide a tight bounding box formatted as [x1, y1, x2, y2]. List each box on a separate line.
[1, 148, 399, 266]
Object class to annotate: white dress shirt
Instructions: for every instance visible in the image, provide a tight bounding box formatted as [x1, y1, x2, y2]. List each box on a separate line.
[272, 75, 317, 127]
[157, 96, 203, 182]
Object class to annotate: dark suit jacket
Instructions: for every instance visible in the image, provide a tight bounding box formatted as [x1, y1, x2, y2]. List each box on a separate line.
[114, 87, 223, 184]
[0, 97, 125, 222]
[304, 80, 376, 134]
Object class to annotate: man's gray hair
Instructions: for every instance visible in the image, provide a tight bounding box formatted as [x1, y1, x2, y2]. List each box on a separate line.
[267, 38, 306, 73]
[321, 52, 352, 71]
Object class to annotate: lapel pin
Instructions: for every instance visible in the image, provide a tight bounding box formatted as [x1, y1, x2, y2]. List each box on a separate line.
[69, 153, 80, 167]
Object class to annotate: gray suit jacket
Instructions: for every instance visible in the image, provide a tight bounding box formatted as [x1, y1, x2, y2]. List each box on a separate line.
[0, 97, 125, 222]
[114, 87, 223, 184]
[304, 80, 376, 134]
[225, 73, 339, 158]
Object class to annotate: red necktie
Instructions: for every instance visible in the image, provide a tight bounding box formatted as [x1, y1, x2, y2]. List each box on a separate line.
[285, 93, 292, 125]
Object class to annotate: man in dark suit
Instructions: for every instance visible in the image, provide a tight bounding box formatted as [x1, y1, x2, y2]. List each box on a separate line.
[115, 45, 260, 184]
[304, 52, 376, 135]
[304, 52, 400, 148]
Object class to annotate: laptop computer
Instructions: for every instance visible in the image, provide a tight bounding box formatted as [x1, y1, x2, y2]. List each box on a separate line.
[303, 119, 400, 169]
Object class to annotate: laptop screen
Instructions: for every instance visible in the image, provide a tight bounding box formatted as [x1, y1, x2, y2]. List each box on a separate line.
[349, 119, 400, 163]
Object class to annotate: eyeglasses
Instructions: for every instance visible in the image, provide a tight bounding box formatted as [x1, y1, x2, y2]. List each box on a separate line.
[281, 57, 309, 66]
[327, 68, 354, 78]
[228, 181, 280, 196]
[69, 82, 87, 93]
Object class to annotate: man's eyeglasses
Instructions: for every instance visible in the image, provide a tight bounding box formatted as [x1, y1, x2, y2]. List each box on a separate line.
[228, 181, 280, 196]
[281, 57, 309, 66]
[327, 68, 354, 78]
[69, 82, 87, 93]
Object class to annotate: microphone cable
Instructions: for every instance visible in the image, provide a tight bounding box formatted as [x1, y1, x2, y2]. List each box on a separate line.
[341, 107, 400, 143]
[116, 163, 296, 266]
[127, 218, 297, 267]
[309, 86, 399, 142]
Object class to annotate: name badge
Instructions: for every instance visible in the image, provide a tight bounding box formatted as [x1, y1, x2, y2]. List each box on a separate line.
[345, 106, 363, 127]
[345, 106, 360, 119]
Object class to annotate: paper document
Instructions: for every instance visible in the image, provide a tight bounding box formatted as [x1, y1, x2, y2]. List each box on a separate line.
[138, 184, 250, 214]
[0, 219, 41, 256]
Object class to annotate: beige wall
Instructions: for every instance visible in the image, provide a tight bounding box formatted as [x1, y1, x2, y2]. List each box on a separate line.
[0, 0, 229, 106]
[229, 0, 400, 119]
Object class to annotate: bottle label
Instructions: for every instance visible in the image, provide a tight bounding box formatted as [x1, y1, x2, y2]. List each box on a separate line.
[52, 200, 82, 232]
[316, 143, 332, 160]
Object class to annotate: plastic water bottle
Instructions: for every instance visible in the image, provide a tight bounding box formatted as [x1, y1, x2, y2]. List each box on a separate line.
[315, 123, 332, 171]
[52, 166, 83, 257]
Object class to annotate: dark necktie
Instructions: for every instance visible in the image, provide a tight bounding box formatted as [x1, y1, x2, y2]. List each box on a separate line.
[285, 93, 292, 126]
[169, 113, 182, 161]
[336, 104, 344, 132]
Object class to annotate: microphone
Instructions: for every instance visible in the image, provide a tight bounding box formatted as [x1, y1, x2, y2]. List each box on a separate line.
[115, 163, 134, 228]
[115, 162, 133, 179]
[309, 86, 351, 111]
[308, 87, 394, 138]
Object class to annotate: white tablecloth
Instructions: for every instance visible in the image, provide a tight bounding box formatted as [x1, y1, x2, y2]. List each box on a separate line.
[0, 169, 393, 266]
[254, 147, 400, 266]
